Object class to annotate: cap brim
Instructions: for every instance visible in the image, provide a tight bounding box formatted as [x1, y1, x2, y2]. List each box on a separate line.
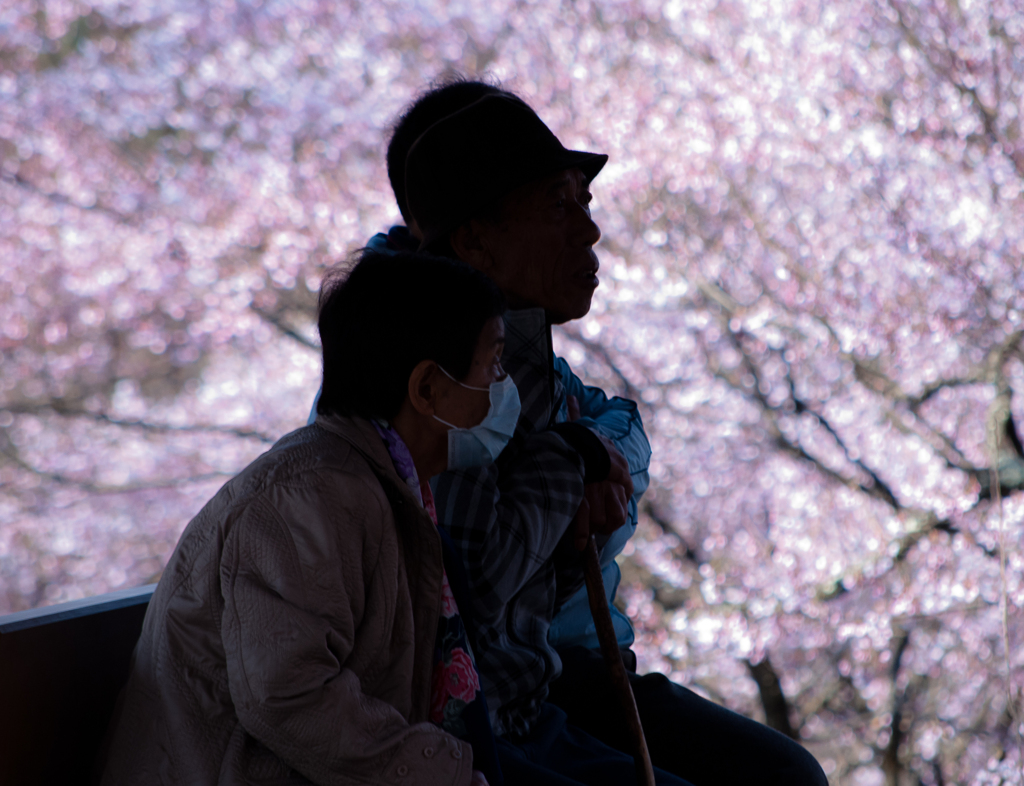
[565, 150, 608, 185]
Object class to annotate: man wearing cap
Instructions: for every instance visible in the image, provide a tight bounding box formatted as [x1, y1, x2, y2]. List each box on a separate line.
[307, 82, 674, 784]
[311, 81, 826, 784]
[399, 87, 827, 786]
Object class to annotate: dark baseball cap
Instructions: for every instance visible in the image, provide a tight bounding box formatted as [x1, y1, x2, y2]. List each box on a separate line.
[404, 94, 608, 251]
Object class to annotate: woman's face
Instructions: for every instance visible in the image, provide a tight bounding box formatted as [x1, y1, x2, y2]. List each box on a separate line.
[433, 316, 506, 429]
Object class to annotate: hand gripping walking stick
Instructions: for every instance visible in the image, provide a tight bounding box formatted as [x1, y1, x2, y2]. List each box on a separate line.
[581, 535, 656, 786]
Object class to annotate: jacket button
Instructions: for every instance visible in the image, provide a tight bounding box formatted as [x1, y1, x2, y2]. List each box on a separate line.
[397, 765, 408, 776]
[423, 747, 435, 758]
[451, 749, 462, 759]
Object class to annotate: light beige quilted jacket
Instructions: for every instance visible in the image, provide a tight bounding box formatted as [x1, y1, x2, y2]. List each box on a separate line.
[101, 414, 472, 786]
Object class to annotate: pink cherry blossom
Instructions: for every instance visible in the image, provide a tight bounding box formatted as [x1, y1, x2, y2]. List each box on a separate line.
[3, 1, 1023, 782]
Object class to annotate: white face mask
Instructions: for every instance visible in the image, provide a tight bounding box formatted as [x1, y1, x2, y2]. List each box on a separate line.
[433, 368, 522, 469]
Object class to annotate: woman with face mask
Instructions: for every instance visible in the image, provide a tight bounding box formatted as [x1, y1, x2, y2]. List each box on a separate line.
[101, 251, 515, 786]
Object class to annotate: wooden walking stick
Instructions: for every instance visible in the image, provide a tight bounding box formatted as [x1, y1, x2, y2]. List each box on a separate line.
[582, 534, 656, 786]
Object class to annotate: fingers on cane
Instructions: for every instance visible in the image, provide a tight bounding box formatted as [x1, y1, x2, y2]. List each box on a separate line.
[574, 495, 591, 551]
[567, 394, 581, 422]
[584, 483, 608, 534]
[599, 436, 635, 498]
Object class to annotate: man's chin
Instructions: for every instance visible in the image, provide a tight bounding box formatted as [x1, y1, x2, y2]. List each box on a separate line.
[547, 296, 594, 325]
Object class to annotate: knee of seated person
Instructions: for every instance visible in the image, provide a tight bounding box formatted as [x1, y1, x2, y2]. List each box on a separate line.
[629, 670, 675, 700]
[630, 671, 671, 687]
[781, 741, 829, 785]
[641, 671, 673, 689]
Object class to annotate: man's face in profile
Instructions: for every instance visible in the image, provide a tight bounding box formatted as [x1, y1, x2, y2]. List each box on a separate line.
[479, 167, 602, 324]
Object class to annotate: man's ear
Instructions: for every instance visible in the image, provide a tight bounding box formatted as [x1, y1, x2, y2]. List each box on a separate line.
[406, 359, 440, 417]
[449, 220, 494, 271]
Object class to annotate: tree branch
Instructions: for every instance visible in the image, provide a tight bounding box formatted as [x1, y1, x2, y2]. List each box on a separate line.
[0, 171, 136, 225]
[0, 443, 232, 498]
[746, 655, 799, 739]
[882, 629, 913, 786]
[556, 324, 647, 402]
[2, 404, 277, 444]
[250, 305, 319, 350]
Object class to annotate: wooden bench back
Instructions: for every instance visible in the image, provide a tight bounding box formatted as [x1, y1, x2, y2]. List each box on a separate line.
[0, 585, 155, 786]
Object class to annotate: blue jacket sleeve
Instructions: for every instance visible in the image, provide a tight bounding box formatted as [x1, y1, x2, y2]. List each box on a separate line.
[548, 356, 652, 650]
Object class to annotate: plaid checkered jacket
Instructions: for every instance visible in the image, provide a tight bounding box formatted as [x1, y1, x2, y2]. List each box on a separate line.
[432, 308, 651, 739]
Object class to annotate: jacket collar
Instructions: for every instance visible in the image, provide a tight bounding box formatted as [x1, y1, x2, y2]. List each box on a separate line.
[313, 413, 424, 511]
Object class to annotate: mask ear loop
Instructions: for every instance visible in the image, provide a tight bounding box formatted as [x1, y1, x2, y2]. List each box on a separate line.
[437, 364, 491, 392]
[434, 367, 487, 430]
[434, 366, 504, 430]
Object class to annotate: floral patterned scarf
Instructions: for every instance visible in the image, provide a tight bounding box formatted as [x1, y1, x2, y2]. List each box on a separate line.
[372, 421, 491, 738]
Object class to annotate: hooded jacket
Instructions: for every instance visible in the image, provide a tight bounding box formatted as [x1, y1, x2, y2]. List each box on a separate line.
[101, 414, 472, 786]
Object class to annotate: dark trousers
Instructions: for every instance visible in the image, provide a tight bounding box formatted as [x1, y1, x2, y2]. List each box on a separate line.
[546, 647, 828, 786]
[497, 703, 694, 786]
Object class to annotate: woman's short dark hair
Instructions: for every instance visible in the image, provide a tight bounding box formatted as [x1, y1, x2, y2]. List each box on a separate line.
[316, 249, 506, 421]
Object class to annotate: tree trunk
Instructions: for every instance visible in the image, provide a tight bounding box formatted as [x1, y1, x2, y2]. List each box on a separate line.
[746, 655, 798, 739]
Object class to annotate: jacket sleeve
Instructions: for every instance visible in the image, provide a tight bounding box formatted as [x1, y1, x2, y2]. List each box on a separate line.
[548, 356, 652, 649]
[432, 431, 586, 622]
[554, 355, 651, 566]
[219, 484, 472, 786]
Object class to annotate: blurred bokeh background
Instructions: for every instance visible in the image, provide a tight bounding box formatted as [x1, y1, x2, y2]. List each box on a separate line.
[3, 1, 1024, 782]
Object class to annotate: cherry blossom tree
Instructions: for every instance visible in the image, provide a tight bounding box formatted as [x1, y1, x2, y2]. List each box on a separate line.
[2, 0, 1022, 783]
